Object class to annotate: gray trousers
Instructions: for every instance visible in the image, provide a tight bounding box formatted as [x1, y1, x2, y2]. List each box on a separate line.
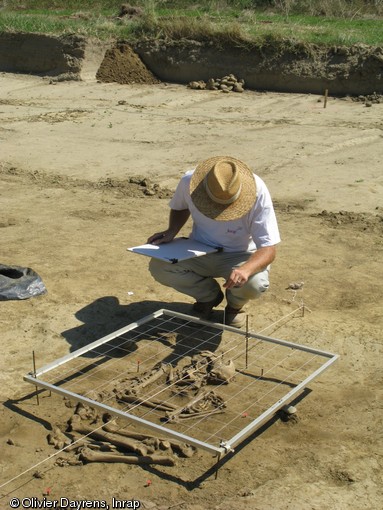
[149, 251, 270, 309]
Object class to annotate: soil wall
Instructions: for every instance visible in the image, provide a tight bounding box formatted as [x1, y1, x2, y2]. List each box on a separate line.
[0, 33, 86, 76]
[0, 32, 382, 95]
[0, 33, 109, 80]
[133, 39, 383, 96]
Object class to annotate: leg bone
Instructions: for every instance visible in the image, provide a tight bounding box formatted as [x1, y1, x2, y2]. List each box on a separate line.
[80, 447, 175, 466]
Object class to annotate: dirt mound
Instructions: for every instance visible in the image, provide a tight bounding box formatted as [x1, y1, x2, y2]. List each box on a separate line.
[315, 209, 383, 234]
[95, 176, 173, 199]
[0, 165, 172, 200]
[96, 43, 160, 85]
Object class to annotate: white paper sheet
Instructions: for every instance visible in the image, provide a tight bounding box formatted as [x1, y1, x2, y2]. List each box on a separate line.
[127, 237, 220, 263]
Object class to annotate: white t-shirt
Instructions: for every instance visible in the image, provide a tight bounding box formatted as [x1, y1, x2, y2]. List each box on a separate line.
[169, 170, 281, 252]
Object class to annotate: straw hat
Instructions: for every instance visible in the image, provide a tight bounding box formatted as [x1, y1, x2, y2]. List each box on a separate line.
[190, 156, 257, 220]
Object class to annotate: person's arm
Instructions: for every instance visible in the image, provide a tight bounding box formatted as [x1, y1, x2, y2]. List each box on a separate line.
[224, 245, 276, 290]
[147, 209, 191, 245]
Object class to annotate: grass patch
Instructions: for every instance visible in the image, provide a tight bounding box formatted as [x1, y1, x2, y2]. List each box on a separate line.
[0, 1, 382, 46]
[246, 15, 383, 46]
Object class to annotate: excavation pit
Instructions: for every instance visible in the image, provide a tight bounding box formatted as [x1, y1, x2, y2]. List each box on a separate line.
[25, 309, 338, 457]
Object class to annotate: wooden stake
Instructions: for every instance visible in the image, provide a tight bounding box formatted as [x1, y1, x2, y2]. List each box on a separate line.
[245, 315, 249, 369]
[32, 351, 39, 406]
[214, 452, 222, 480]
[324, 89, 328, 108]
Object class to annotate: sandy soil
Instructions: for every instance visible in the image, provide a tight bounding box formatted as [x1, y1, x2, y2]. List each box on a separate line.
[1, 71, 383, 510]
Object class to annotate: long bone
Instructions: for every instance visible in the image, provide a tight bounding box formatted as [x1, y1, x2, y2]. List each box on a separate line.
[116, 393, 177, 412]
[102, 422, 195, 458]
[123, 363, 169, 394]
[69, 415, 152, 456]
[176, 408, 225, 420]
[65, 437, 117, 453]
[80, 447, 175, 466]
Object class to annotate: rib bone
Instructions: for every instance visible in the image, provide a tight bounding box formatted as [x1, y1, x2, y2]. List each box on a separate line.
[165, 390, 225, 422]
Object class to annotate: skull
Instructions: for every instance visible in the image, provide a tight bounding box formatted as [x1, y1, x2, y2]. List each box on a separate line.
[208, 359, 236, 384]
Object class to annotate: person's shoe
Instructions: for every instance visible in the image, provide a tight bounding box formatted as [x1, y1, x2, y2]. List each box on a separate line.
[192, 290, 224, 319]
[224, 305, 246, 328]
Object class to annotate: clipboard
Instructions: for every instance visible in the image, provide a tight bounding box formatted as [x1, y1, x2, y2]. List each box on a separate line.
[127, 237, 220, 263]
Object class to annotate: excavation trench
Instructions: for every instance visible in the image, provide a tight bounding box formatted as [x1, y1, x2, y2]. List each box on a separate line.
[0, 32, 382, 95]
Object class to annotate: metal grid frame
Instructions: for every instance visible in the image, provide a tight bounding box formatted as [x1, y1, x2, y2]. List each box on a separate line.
[24, 309, 338, 456]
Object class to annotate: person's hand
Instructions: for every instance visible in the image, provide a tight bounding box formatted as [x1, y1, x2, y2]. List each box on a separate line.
[224, 267, 249, 289]
[147, 230, 175, 245]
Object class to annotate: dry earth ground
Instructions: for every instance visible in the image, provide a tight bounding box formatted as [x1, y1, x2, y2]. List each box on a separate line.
[0, 71, 383, 510]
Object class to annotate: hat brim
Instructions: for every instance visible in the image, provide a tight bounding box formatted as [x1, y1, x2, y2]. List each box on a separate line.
[190, 156, 257, 221]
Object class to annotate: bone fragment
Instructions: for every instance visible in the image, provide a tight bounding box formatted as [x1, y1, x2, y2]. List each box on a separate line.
[159, 440, 171, 451]
[55, 456, 83, 467]
[47, 426, 72, 450]
[80, 447, 175, 466]
[64, 439, 92, 452]
[167, 364, 174, 384]
[74, 401, 99, 422]
[286, 281, 304, 290]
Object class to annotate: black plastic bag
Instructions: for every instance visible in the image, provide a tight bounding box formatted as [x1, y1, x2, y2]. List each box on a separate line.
[0, 264, 47, 301]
